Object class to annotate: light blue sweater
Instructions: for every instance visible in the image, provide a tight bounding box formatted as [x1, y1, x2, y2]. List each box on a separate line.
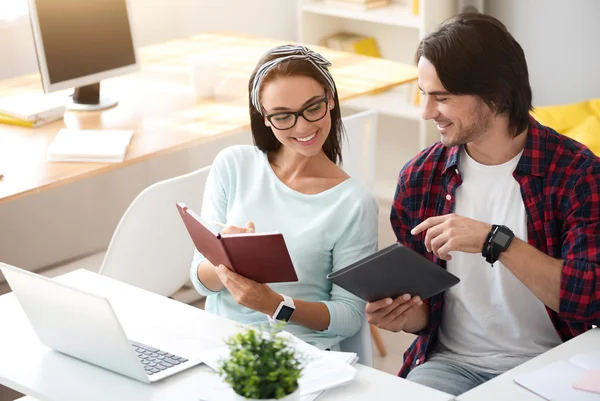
[190, 145, 378, 349]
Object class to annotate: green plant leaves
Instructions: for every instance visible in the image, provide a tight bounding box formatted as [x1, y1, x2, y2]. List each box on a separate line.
[217, 326, 303, 399]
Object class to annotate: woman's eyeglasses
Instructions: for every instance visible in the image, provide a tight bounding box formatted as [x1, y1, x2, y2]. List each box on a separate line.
[264, 96, 329, 130]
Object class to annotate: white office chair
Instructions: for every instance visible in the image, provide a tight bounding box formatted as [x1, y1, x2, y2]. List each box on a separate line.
[340, 109, 378, 192]
[339, 318, 374, 368]
[337, 110, 383, 365]
[98, 165, 211, 297]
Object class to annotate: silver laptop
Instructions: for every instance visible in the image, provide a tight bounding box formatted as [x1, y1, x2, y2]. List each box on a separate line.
[0, 263, 202, 383]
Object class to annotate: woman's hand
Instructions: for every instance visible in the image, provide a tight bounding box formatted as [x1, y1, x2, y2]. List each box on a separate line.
[220, 221, 255, 234]
[215, 264, 282, 316]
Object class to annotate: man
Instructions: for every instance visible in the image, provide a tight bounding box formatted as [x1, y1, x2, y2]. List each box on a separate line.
[366, 12, 600, 396]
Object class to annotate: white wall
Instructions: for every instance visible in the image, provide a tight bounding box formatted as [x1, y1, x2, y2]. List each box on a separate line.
[485, 0, 600, 106]
[0, 0, 297, 80]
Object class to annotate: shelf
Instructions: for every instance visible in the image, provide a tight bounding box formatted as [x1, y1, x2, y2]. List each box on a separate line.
[301, 1, 422, 29]
[342, 88, 422, 121]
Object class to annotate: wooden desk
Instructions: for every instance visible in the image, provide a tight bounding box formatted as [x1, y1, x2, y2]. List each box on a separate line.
[0, 32, 418, 204]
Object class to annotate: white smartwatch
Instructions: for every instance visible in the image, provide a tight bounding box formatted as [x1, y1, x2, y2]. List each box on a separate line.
[271, 294, 295, 322]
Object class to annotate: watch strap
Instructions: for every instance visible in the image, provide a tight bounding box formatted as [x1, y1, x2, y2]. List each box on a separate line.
[484, 225, 514, 265]
[270, 294, 295, 322]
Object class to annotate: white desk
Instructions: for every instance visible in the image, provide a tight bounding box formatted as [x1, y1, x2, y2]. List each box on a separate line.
[457, 328, 600, 401]
[0, 269, 454, 401]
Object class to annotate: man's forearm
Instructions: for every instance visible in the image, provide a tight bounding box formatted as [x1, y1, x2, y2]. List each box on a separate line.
[499, 238, 562, 312]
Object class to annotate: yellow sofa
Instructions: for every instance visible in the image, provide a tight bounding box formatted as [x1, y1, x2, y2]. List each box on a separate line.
[531, 98, 600, 156]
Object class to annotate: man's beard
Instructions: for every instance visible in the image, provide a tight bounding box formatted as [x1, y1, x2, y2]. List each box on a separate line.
[441, 102, 492, 147]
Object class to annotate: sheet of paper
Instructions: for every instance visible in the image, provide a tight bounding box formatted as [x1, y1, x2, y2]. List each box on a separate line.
[514, 360, 599, 401]
[195, 372, 340, 401]
[573, 370, 600, 395]
[197, 331, 357, 397]
[570, 352, 600, 371]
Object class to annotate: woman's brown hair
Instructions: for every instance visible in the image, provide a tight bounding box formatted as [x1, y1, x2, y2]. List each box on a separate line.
[248, 47, 345, 164]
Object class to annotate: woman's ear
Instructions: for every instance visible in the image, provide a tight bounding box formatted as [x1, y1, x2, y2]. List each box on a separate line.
[328, 93, 335, 110]
[264, 117, 271, 127]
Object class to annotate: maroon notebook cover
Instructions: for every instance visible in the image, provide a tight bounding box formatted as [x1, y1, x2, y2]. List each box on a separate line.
[176, 202, 298, 284]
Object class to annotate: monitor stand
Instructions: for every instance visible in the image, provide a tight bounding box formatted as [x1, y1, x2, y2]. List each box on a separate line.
[66, 82, 118, 111]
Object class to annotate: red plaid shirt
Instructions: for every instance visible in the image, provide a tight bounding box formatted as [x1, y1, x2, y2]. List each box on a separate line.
[392, 116, 600, 378]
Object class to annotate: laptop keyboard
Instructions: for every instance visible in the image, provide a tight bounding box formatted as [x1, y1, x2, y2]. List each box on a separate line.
[131, 341, 189, 376]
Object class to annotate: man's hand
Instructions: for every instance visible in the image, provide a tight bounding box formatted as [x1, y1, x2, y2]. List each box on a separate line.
[411, 213, 491, 260]
[366, 294, 428, 333]
[215, 264, 282, 316]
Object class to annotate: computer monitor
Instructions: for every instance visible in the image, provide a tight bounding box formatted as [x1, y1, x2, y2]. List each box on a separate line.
[27, 0, 140, 111]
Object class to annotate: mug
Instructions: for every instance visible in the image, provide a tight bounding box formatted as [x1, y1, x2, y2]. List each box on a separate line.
[189, 55, 220, 98]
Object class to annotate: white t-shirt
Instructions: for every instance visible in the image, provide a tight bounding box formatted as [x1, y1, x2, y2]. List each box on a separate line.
[432, 148, 562, 374]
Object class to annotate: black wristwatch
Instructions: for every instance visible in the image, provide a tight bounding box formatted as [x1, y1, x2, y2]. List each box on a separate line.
[482, 225, 514, 266]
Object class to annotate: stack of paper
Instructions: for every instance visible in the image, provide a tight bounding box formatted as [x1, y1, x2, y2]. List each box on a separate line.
[0, 92, 66, 128]
[194, 331, 358, 401]
[47, 129, 134, 163]
[514, 351, 600, 401]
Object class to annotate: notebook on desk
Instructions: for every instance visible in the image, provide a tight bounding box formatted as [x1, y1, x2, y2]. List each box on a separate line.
[327, 242, 460, 302]
[0, 92, 66, 121]
[47, 129, 134, 163]
[176, 202, 298, 283]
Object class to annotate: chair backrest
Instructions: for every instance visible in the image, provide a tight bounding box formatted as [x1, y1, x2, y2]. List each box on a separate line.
[341, 110, 378, 191]
[339, 317, 374, 368]
[98, 166, 211, 297]
[339, 111, 378, 367]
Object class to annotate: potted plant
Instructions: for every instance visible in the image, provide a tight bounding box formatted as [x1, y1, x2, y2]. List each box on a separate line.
[217, 326, 304, 400]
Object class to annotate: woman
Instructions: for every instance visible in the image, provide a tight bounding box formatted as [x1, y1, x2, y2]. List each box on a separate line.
[189, 45, 378, 350]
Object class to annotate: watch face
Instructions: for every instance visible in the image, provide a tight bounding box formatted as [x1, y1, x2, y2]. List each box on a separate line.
[276, 305, 294, 322]
[495, 231, 511, 247]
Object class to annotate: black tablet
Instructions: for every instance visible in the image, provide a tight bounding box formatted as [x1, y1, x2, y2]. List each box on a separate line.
[327, 242, 460, 302]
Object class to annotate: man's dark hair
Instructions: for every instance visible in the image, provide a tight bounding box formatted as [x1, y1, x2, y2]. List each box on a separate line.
[415, 13, 532, 136]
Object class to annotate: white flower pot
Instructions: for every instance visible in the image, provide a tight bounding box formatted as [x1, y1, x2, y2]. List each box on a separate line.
[230, 387, 300, 401]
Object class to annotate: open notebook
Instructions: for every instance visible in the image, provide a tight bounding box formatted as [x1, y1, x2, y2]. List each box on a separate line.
[47, 129, 134, 163]
[176, 202, 298, 283]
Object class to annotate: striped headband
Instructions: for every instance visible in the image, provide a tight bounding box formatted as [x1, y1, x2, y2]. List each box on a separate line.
[251, 45, 336, 114]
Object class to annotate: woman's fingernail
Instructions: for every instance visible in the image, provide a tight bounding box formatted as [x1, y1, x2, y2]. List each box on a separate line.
[386, 299, 393, 305]
[403, 294, 411, 301]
